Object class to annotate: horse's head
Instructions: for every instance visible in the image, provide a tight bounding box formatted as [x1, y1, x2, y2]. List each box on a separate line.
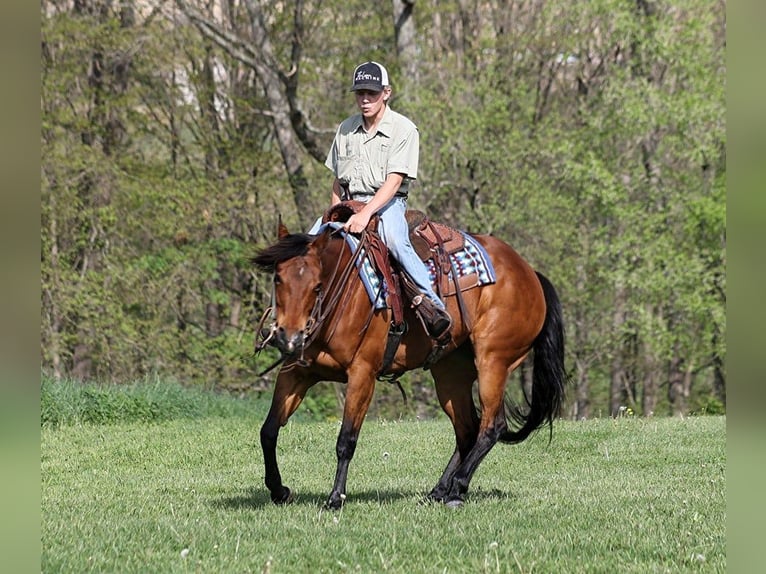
[252, 223, 339, 357]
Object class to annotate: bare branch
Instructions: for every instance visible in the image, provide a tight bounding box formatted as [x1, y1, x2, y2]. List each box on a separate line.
[174, 0, 260, 70]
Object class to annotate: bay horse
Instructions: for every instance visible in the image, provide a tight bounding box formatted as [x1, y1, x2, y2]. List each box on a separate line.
[252, 212, 567, 509]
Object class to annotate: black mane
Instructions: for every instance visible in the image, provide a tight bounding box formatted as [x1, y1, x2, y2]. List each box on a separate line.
[252, 233, 314, 271]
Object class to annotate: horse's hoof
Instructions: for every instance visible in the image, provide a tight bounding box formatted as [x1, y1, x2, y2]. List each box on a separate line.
[426, 491, 445, 503]
[325, 492, 346, 510]
[419, 492, 442, 505]
[272, 487, 293, 505]
[445, 498, 464, 509]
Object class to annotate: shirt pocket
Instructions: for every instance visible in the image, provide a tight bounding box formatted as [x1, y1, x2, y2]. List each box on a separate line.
[376, 142, 390, 180]
[336, 154, 355, 183]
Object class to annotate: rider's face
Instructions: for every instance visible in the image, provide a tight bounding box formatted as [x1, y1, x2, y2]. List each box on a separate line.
[355, 88, 390, 123]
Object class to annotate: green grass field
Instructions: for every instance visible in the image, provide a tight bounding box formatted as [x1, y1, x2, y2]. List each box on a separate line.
[41, 389, 725, 574]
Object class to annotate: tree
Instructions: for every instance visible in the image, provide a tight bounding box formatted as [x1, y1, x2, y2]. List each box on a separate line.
[41, 0, 725, 419]
[174, 0, 329, 229]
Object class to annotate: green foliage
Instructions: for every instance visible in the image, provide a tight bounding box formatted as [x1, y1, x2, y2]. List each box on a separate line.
[692, 395, 726, 417]
[40, 375, 271, 427]
[41, 0, 725, 418]
[301, 386, 342, 421]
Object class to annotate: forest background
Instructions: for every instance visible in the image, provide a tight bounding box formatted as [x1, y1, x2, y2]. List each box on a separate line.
[40, 0, 726, 420]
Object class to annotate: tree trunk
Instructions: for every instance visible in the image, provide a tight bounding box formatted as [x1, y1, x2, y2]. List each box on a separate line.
[71, 0, 125, 379]
[200, 42, 221, 176]
[45, 180, 63, 381]
[712, 328, 726, 406]
[642, 370, 658, 416]
[667, 354, 687, 416]
[609, 285, 627, 416]
[244, 1, 313, 228]
[572, 257, 590, 419]
[72, 338, 94, 381]
[392, 0, 418, 88]
[176, 0, 317, 229]
[205, 300, 222, 337]
[573, 361, 590, 419]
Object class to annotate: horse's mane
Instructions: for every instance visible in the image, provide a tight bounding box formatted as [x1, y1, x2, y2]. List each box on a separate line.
[252, 233, 314, 271]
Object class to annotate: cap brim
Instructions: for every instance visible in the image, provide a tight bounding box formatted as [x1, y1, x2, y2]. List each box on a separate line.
[349, 83, 384, 92]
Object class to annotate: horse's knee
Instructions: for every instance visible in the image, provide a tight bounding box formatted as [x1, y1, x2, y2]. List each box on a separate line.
[260, 419, 279, 449]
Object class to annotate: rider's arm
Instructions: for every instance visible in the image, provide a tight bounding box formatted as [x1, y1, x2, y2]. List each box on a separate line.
[342, 172, 404, 234]
[331, 178, 344, 206]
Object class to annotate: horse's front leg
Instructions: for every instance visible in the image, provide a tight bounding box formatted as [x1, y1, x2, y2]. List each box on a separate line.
[326, 369, 377, 510]
[260, 368, 314, 505]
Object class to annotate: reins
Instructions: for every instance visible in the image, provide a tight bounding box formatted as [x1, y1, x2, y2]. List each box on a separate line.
[254, 228, 370, 373]
[302, 229, 369, 348]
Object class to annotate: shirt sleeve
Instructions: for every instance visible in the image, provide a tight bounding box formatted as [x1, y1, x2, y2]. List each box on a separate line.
[325, 133, 339, 174]
[386, 124, 419, 180]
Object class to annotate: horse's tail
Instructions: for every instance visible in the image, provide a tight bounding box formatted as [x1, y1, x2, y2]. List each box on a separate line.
[501, 271, 568, 444]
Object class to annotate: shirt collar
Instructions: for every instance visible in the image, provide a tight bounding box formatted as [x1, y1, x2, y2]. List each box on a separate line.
[352, 106, 394, 137]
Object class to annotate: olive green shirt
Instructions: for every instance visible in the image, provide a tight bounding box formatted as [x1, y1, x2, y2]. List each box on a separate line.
[325, 105, 419, 197]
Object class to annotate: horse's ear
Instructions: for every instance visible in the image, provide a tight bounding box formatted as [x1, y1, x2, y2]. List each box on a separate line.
[277, 215, 289, 239]
[311, 228, 329, 249]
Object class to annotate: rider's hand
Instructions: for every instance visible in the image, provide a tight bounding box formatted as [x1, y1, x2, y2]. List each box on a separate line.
[343, 212, 371, 234]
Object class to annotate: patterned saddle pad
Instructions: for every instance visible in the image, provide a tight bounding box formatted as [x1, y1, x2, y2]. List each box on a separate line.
[315, 222, 496, 309]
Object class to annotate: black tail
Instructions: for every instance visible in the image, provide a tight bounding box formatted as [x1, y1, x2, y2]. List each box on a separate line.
[501, 272, 568, 444]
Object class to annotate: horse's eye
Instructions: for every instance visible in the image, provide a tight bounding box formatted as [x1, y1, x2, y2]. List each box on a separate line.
[313, 283, 322, 294]
[273, 274, 281, 285]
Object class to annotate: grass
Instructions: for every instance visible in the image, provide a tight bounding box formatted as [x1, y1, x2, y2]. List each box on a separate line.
[41, 393, 725, 573]
[40, 376, 274, 427]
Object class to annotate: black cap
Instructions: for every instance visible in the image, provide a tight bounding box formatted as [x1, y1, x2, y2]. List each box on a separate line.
[350, 61, 389, 92]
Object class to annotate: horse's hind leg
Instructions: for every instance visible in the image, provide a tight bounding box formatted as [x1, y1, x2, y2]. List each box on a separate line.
[260, 368, 316, 504]
[428, 344, 479, 502]
[441, 353, 527, 507]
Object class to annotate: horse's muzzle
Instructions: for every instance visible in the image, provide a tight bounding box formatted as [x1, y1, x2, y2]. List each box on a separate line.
[273, 326, 306, 355]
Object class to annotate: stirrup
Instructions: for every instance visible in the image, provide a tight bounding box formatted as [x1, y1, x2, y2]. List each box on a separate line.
[423, 337, 450, 370]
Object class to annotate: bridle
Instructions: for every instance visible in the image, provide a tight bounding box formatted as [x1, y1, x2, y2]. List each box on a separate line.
[254, 227, 371, 375]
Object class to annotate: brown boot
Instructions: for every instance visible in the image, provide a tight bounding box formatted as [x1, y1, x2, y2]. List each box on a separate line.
[412, 295, 452, 342]
[427, 307, 452, 339]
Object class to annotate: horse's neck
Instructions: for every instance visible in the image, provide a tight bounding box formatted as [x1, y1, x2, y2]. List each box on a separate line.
[319, 235, 369, 310]
[314, 236, 377, 345]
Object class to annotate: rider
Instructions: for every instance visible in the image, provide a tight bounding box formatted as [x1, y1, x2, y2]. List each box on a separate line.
[309, 61, 451, 340]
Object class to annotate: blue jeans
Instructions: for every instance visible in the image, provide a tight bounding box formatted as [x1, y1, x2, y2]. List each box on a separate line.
[308, 197, 445, 310]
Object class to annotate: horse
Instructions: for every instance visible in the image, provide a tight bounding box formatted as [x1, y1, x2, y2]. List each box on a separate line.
[252, 211, 567, 509]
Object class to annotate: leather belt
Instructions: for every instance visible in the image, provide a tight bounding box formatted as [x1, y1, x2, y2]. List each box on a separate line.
[350, 189, 408, 200]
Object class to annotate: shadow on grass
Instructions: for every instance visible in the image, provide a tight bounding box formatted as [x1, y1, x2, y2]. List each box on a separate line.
[213, 486, 517, 510]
